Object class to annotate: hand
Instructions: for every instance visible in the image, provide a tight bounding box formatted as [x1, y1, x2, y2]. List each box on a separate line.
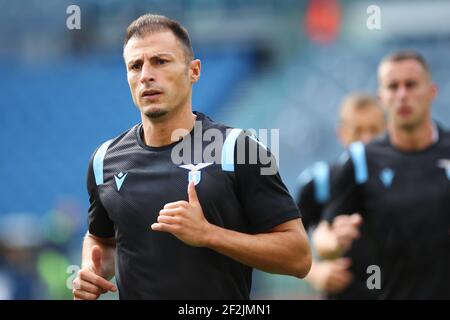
[151, 181, 211, 247]
[312, 221, 340, 258]
[308, 258, 353, 294]
[73, 245, 117, 300]
[331, 213, 362, 253]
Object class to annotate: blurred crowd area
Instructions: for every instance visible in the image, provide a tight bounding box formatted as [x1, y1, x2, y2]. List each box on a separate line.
[1, 0, 450, 299]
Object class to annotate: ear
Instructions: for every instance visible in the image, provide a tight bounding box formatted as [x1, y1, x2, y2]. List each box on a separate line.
[337, 127, 346, 146]
[430, 83, 438, 101]
[377, 90, 387, 111]
[189, 59, 201, 83]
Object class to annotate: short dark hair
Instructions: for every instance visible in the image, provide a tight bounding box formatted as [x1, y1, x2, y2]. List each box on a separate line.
[124, 14, 194, 61]
[379, 50, 430, 74]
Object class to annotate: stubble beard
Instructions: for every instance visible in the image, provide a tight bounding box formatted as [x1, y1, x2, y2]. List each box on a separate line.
[145, 108, 169, 119]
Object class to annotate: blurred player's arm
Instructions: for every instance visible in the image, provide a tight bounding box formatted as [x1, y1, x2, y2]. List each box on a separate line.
[315, 151, 363, 259]
[305, 258, 353, 293]
[313, 216, 361, 260]
[295, 165, 353, 292]
[295, 169, 323, 231]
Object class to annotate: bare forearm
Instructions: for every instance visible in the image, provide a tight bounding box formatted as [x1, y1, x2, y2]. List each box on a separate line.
[204, 220, 311, 278]
[82, 232, 116, 279]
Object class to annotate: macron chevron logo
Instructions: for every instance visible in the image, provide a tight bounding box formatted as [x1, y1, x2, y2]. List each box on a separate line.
[379, 168, 394, 188]
[114, 172, 128, 191]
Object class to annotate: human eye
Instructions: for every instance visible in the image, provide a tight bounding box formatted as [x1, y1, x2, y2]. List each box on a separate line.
[405, 80, 417, 89]
[129, 61, 142, 71]
[388, 82, 398, 91]
[155, 57, 168, 65]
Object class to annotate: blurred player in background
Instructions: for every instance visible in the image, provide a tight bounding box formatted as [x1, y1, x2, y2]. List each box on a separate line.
[296, 93, 385, 299]
[72, 14, 311, 300]
[319, 50, 450, 299]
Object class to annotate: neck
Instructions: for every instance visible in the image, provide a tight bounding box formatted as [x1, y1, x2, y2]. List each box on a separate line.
[389, 118, 435, 151]
[141, 107, 196, 147]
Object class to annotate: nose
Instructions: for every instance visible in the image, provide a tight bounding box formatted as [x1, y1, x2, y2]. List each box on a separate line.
[396, 84, 408, 100]
[140, 62, 155, 84]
